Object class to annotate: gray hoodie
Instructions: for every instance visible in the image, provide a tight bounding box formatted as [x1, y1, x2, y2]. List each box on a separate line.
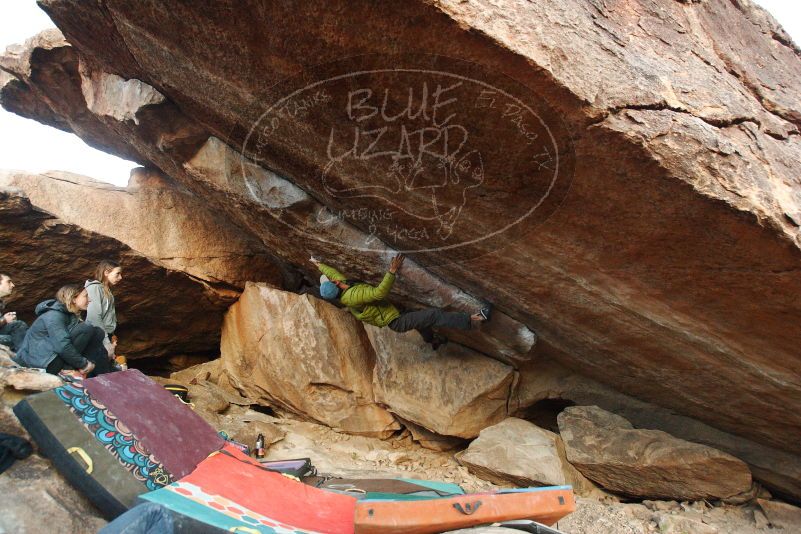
[84, 280, 116, 334]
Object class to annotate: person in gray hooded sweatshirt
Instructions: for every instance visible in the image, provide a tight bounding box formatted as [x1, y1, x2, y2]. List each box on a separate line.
[85, 259, 122, 357]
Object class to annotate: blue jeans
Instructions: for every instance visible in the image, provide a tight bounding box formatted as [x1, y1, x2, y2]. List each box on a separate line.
[99, 503, 174, 534]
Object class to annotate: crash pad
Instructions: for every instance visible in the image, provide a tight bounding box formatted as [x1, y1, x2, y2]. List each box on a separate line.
[140, 444, 358, 533]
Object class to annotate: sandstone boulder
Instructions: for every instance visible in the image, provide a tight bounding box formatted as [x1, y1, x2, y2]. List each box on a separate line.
[0, 367, 62, 392]
[2, 27, 536, 366]
[0, 168, 283, 288]
[185, 382, 231, 422]
[170, 359, 224, 385]
[0, 451, 106, 533]
[516, 355, 801, 501]
[757, 498, 801, 530]
[181, 136, 538, 365]
[455, 417, 595, 495]
[367, 326, 514, 438]
[0, 344, 16, 367]
[2, 0, 801, 499]
[456, 418, 566, 487]
[399, 418, 466, 452]
[558, 406, 753, 501]
[0, 404, 105, 533]
[219, 283, 399, 438]
[0, 184, 229, 360]
[12, 0, 794, 467]
[0, 28, 146, 164]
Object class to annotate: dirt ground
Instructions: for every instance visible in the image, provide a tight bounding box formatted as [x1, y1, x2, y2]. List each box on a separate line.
[2, 370, 795, 534]
[234, 407, 791, 533]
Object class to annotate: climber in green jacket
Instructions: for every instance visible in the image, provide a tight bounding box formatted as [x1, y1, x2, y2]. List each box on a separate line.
[312, 254, 491, 349]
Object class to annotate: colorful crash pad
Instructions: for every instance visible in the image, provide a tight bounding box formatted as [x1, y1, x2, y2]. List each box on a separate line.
[84, 369, 224, 479]
[140, 445, 359, 533]
[304, 476, 464, 499]
[13, 370, 224, 519]
[141, 444, 575, 533]
[353, 486, 576, 533]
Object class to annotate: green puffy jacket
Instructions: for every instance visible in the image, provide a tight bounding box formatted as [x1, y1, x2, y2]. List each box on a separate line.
[318, 262, 401, 327]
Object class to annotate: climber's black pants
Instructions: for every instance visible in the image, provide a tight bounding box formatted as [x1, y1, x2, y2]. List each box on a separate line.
[388, 308, 471, 343]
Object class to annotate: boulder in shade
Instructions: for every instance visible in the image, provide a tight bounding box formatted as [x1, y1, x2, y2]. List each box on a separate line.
[558, 406, 752, 500]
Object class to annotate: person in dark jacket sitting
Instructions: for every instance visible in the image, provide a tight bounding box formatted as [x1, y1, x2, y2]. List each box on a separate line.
[0, 272, 29, 352]
[14, 284, 113, 377]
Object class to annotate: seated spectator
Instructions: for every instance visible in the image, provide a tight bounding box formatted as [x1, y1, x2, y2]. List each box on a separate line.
[0, 272, 28, 352]
[15, 284, 114, 377]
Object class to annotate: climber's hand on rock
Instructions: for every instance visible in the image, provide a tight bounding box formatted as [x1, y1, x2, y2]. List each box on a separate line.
[2, 312, 16, 323]
[389, 254, 405, 274]
[310, 256, 320, 266]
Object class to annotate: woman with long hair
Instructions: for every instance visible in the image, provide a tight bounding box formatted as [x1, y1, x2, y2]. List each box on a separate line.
[85, 259, 122, 357]
[14, 284, 112, 377]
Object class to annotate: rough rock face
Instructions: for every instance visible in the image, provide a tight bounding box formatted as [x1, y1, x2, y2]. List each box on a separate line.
[0, 367, 62, 392]
[558, 406, 753, 501]
[151, 374, 286, 450]
[516, 355, 801, 501]
[757, 499, 801, 530]
[0, 28, 536, 365]
[0, 169, 284, 288]
[0, 346, 59, 392]
[456, 417, 577, 488]
[1, 0, 800, 497]
[217, 283, 515, 439]
[0, 404, 106, 533]
[0, 184, 229, 359]
[367, 326, 514, 438]
[0, 446, 107, 533]
[218, 282, 399, 438]
[400, 418, 466, 452]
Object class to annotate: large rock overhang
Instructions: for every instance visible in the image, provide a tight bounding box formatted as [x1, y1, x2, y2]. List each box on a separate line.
[0, 184, 230, 359]
[3, 0, 798, 457]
